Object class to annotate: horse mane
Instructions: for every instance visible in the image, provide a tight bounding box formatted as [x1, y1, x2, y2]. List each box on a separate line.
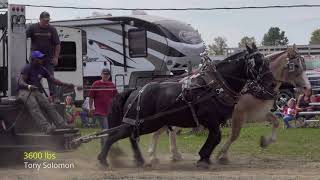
[265, 51, 287, 62]
[224, 50, 247, 61]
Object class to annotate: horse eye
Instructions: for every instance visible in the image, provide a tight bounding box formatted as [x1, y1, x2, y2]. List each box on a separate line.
[295, 65, 299, 68]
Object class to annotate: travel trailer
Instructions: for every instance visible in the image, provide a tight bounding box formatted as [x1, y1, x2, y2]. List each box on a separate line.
[51, 15, 205, 95]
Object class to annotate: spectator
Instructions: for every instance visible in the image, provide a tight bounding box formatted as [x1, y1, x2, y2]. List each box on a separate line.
[88, 68, 117, 130]
[283, 98, 297, 128]
[296, 88, 314, 119]
[79, 97, 95, 128]
[274, 104, 288, 119]
[64, 96, 77, 125]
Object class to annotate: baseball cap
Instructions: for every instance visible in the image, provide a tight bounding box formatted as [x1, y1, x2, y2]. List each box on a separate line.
[101, 68, 111, 75]
[40, 11, 50, 20]
[31, 51, 46, 59]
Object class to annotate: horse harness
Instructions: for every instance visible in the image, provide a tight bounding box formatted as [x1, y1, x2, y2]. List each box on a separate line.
[242, 58, 278, 100]
[122, 63, 241, 141]
[242, 50, 306, 100]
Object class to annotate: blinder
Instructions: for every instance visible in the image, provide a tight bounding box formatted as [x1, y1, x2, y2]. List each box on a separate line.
[245, 51, 264, 80]
[287, 60, 295, 72]
[286, 54, 305, 76]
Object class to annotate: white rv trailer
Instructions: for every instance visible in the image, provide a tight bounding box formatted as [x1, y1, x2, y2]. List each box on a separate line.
[51, 15, 205, 94]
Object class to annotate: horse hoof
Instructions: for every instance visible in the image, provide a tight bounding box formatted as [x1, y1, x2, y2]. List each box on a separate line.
[144, 163, 153, 168]
[260, 136, 269, 148]
[217, 157, 230, 165]
[135, 160, 145, 167]
[196, 159, 210, 169]
[170, 153, 183, 162]
[150, 158, 160, 165]
[97, 154, 109, 167]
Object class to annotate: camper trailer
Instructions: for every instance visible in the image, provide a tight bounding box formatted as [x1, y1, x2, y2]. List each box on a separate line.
[51, 15, 205, 94]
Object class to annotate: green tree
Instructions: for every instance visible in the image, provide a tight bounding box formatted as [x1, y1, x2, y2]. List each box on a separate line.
[208, 36, 228, 55]
[238, 36, 256, 48]
[262, 27, 289, 46]
[310, 29, 320, 44]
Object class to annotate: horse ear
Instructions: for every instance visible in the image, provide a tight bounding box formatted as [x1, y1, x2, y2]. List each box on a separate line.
[293, 44, 297, 50]
[251, 42, 257, 51]
[246, 44, 252, 53]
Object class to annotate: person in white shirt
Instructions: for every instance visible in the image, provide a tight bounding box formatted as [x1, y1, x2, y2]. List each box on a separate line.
[79, 97, 95, 127]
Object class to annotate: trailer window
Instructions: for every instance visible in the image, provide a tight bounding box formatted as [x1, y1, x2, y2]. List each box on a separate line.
[55, 42, 77, 71]
[128, 29, 147, 58]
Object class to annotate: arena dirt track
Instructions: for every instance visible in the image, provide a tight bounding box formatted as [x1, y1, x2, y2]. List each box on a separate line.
[1, 153, 320, 180]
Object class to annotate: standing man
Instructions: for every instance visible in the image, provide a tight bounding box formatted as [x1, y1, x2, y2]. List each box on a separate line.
[17, 51, 74, 134]
[88, 68, 117, 131]
[26, 11, 60, 101]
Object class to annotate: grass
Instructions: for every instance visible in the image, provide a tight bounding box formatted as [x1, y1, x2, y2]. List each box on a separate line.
[65, 118, 320, 161]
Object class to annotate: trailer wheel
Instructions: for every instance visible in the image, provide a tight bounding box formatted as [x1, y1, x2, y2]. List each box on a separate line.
[273, 89, 294, 111]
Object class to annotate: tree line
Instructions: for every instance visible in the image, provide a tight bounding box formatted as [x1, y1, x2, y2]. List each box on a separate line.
[208, 27, 320, 55]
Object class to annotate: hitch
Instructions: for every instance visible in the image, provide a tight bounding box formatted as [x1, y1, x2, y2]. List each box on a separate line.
[71, 124, 130, 146]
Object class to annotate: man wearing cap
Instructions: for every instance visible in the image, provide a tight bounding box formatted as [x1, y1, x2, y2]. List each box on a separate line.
[88, 68, 117, 131]
[26, 11, 60, 101]
[17, 51, 74, 134]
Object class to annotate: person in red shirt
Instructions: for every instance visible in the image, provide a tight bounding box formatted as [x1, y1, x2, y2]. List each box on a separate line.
[88, 68, 117, 130]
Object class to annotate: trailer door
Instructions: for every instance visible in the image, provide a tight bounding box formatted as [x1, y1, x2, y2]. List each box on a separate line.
[38, 26, 84, 102]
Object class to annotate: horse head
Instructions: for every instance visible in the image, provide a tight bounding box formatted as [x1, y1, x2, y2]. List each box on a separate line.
[268, 44, 311, 90]
[215, 43, 265, 92]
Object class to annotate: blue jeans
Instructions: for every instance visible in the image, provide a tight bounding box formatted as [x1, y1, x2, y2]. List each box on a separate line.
[94, 115, 109, 149]
[79, 111, 90, 127]
[94, 115, 109, 130]
[274, 112, 284, 118]
[283, 115, 294, 128]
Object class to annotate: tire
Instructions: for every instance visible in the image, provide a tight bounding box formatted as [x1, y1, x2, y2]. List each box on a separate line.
[273, 89, 294, 111]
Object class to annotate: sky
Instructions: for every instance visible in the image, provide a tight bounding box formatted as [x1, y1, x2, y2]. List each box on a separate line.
[10, 0, 320, 47]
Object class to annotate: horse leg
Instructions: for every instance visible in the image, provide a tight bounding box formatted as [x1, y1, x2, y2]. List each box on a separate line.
[129, 136, 145, 167]
[260, 112, 279, 148]
[147, 126, 166, 164]
[169, 127, 182, 161]
[217, 108, 246, 164]
[197, 125, 221, 169]
[98, 125, 132, 167]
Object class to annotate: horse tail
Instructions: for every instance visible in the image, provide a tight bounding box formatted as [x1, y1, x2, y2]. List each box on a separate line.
[108, 89, 135, 128]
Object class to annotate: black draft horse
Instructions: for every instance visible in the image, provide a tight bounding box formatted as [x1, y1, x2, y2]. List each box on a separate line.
[99, 45, 266, 168]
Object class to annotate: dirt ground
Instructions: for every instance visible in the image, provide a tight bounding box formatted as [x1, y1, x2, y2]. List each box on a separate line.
[0, 153, 320, 180]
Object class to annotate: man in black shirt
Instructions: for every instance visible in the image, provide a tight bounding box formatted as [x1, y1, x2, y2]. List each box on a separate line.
[26, 11, 60, 101]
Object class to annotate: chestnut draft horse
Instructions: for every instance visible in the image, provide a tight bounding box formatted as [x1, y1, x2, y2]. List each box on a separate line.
[217, 45, 310, 164]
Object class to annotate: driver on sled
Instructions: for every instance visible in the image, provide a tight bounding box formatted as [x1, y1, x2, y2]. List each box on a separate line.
[17, 51, 74, 134]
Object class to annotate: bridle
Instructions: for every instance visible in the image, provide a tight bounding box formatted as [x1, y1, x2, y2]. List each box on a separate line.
[200, 50, 266, 84]
[286, 53, 306, 76]
[266, 50, 306, 83]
